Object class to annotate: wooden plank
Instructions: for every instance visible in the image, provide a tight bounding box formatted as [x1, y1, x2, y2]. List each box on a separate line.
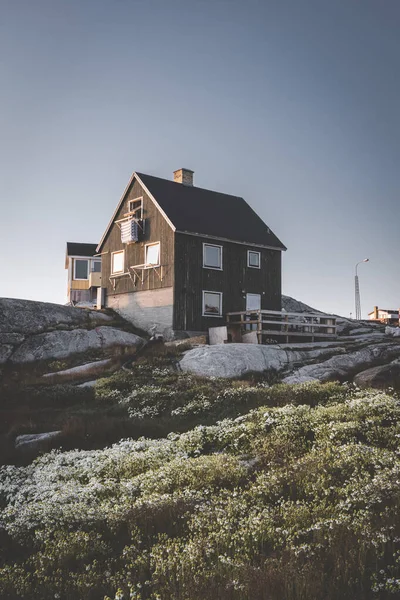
[259, 319, 337, 330]
[260, 330, 336, 338]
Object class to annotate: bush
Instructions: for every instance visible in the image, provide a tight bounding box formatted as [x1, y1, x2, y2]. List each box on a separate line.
[2, 387, 400, 598]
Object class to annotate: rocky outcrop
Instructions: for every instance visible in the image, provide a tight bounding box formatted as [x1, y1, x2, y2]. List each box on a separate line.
[0, 298, 145, 386]
[283, 340, 400, 384]
[180, 332, 400, 385]
[40, 358, 120, 385]
[15, 431, 62, 453]
[10, 327, 143, 364]
[282, 295, 322, 314]
[0, 298, 112, 335]
[353, 360, 400, 390]
[180, 341, 347, 379]
[180, 293, 392, 383]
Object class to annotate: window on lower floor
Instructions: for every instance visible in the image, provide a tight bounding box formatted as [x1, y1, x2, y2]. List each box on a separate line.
[248, 250, 261, 268]
[246, 293, 261, 311]
[145, 242, 160, 267]
[111, 251, 124, 274]
[203, 243, 223, 270]
[202, 291, 223, 317]
[74, 259, 88, 280]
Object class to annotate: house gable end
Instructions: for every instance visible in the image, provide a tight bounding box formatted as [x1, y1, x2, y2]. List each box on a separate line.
[97, 173, 175, 253]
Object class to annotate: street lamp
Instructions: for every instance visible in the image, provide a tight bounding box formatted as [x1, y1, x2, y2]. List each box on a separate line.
[355, 258, 369, 320]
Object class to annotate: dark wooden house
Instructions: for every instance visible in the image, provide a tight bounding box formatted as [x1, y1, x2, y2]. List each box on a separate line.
[97, 169, 286, 338]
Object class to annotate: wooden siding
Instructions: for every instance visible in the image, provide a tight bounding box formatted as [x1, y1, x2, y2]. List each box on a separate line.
[102, 178, 175, 296]
[173, 233, 282, 332]
[70, 280, 90, 291]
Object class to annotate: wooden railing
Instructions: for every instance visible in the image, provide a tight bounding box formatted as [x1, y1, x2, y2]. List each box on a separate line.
[226, 310, 337, 344]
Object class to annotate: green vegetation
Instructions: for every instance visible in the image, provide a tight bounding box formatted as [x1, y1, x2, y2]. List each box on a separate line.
[1, 350, 332, 463]
[2, 365, 400, 598]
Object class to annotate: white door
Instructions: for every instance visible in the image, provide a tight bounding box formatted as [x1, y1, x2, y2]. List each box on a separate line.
[245, 294, 261, 330]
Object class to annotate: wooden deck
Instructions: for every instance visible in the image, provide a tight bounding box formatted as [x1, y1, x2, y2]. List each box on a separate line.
[226, 309, 337, 344]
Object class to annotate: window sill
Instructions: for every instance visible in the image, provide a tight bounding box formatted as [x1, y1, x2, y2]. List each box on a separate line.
[203, 266, 223, 271]
[202, 313, 223, 318]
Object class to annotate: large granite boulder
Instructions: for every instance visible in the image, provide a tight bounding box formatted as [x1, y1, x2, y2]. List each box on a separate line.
[10, 326, 144, 364]
[180, 342, 346, 379]
[353, 360, 400, 390]
[0, 298, 146, 386]
[283, 342, 400, 384]
[180, 335, 400, 383]
[40, 358, 120, 385]
[0, 298, 112, 335]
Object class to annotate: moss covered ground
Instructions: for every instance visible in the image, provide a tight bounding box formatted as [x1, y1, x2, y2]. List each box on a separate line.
[1, 350, 400, 598]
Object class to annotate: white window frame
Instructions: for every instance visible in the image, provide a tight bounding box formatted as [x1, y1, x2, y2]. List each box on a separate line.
[246, 293, 261, 311]
[203, 243, 223, 270]
[128, 196, 143, 219]
[73, 258, 89, 281]
[145, 242, 160, 268]
[202, 290, 223, 318]
[247, 250, 261, 269]
[111, 250, 125, 275]
[91, 259, 101, 273]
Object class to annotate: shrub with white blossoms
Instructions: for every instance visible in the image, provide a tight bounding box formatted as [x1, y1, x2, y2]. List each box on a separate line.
[1, 384, 400, 599]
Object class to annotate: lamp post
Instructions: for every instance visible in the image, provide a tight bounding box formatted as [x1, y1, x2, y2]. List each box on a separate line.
[355, 258, 369, 320]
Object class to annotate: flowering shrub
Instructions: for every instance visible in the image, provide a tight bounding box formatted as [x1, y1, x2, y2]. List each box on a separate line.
[2, 384, 400, 598]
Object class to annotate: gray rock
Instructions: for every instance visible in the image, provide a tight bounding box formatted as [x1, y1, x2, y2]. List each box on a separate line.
[41, 358, 119, 384]
[0, 333, 26, 364]
[348, 327, 376, 336]
[15, 431, 62, 451]
[10, 326, 144, 364]
[282, 295, 322, 314]
[353, 361, 400, 390]
[0, 345, 14, 364]
[180, 337, 400, 383]
[180, 343, 347, 379]
[0, 298, 112, 335]
[0, 333, 26, 344]
[283, 343, 400, 384]
[76, 380, 98, 388]
[386, 326, 400, 337]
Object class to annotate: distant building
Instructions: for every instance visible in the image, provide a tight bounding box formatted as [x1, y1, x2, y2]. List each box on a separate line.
[65, 242, 101, 305]
[368, 306, 399, 325]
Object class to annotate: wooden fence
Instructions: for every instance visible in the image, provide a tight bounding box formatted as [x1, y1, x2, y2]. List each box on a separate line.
[226, 309, 337, 344]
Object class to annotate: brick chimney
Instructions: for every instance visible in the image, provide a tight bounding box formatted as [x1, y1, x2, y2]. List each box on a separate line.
[373, 306, 379, 319]
[173, 168, 194, 186]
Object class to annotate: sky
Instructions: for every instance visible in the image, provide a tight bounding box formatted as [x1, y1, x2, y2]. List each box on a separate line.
[0, 0, 399, 318]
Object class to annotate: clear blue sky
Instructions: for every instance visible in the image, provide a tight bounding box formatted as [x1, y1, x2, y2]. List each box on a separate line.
[0, 0, 399, 318]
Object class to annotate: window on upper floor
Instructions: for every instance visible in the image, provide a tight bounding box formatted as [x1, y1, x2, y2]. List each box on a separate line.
[128, 197, 143, 219]
[111, 251, 124, 275]
[203, 243, 223, 270]
[92, 260, 101, 273]
[74, 259, 89, 280]
[202, 291, 223, 317]
[247, 250, 261, 269]
[145, 242, 160, 267]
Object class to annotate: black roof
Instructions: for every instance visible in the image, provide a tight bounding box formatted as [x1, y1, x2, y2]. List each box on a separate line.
[66, 242, 98, 257]
[137, 173, 286, 250]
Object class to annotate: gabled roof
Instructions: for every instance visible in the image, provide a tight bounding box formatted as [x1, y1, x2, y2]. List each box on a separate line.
[97, 172, 286, 251]
[66, 242, 98, 257]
